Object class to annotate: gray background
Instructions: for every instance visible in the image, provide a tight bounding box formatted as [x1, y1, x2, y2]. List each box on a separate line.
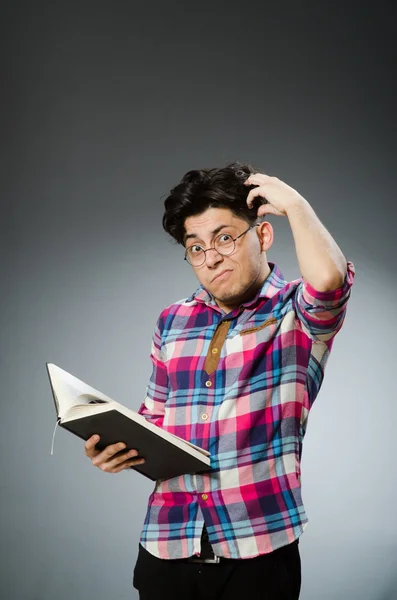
[1, 1, 396, 599]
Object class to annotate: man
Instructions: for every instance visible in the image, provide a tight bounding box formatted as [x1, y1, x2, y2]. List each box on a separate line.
[85, 163, 355, 599]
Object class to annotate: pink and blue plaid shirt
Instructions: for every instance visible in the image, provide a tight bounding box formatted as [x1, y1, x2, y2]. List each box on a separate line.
[138, 261, 355, 559]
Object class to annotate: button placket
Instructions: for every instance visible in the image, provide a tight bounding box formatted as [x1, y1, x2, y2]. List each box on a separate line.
[204, 320, 231, 375]
[200, 369, 213, 428]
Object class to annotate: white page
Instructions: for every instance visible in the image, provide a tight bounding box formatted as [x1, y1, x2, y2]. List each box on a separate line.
[48, 363, 114, 419]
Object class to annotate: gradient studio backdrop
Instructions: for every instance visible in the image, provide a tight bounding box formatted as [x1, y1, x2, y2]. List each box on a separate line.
[1, 2, 396, 599]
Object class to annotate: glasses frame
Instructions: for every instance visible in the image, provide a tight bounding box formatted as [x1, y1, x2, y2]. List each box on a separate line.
[184, 223, 260, 267]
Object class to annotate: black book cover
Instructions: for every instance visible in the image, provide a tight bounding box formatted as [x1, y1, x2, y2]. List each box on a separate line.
[61, 410, 212, 481]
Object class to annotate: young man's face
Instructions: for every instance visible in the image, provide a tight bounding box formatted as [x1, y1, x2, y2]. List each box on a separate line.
[183, 207, 273, 313]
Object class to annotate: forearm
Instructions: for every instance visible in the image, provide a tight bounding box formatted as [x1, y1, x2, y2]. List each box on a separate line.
[286, 197, 347, 292]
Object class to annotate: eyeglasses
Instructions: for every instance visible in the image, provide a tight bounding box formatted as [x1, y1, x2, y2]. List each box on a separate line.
[184, 223, 259, 267]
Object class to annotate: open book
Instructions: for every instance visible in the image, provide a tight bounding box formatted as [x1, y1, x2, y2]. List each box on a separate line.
[47, 363, 211, 481]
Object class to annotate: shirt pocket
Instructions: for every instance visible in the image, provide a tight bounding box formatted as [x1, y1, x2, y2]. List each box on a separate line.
[237, 316, 281, 352]
[239, 316, 279, 336]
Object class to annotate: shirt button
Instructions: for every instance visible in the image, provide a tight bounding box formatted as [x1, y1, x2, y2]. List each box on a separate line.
[205, 380, 212, 388]
[201, 494, 208, 501]
[211, 348, 219, 355]
[201, 413, 208, 421]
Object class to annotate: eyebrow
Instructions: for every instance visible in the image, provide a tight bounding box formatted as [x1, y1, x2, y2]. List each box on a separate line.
[184, 224, 233, 245]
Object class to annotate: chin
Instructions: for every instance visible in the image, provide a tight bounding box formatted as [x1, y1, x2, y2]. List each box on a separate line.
[215, 288, 241, 304]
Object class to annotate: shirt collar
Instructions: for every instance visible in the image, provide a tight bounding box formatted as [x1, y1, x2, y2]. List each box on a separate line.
[185, 263, 287, 308]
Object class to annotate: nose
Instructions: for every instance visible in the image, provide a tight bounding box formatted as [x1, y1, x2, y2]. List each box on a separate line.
[205, 248, 223, 268]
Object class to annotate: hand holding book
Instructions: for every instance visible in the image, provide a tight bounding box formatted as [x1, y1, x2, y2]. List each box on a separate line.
[85, 435, 145, 473]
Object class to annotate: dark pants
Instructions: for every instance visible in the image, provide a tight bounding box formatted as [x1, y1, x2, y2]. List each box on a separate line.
[133, 541, 301, 600]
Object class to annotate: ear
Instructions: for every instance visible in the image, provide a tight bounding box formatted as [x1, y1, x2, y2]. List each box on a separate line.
[257, 221, 273, 252]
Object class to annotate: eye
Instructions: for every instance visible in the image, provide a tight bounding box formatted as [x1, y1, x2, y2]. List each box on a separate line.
[217, 234, 233, 244]
[188, 244, 204, 254]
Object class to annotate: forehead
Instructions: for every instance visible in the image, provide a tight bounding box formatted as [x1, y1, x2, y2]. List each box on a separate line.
[184, 208, 246, 241]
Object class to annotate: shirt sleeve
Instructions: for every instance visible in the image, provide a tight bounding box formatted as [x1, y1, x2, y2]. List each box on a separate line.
[137, 315, 169, 428]
[294, 260, 355, 342]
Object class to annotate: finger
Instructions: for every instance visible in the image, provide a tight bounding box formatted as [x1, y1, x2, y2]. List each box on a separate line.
[97, 453, 145, 473]
[246, 189, 284, 217]
[91, 441, 126, 464]
[85, 434, 100, 456]
[96, 447, 139, 471]
[244, 174, 270, 186]
[246, 187, 267, 208]
[112, 457, 146, 474]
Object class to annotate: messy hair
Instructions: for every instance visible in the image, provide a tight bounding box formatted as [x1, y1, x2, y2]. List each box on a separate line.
[162, 162, 265, 245]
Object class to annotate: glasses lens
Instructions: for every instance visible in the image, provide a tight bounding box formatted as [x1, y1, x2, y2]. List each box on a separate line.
[214, 234, 235, 255]
[186, 246, 205, 266]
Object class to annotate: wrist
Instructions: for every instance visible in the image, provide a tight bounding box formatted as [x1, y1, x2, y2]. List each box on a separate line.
[285, 195, 311, 218]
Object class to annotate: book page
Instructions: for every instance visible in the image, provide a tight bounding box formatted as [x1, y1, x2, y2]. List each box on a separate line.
[64, 403, 116, 419]
[47, 364, 114, 419]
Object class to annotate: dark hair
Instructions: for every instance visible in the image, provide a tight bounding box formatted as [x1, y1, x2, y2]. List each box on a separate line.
[162, 162, 264, 245]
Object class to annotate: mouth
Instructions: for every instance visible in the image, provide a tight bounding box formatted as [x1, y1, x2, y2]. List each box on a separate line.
[211, 270, 232, 283]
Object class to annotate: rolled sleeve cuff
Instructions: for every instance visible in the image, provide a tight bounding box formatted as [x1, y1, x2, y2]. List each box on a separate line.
[302, 261, 355, 307]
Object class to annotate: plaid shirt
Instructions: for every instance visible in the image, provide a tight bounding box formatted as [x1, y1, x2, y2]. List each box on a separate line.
[138, 261, 355, 559]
